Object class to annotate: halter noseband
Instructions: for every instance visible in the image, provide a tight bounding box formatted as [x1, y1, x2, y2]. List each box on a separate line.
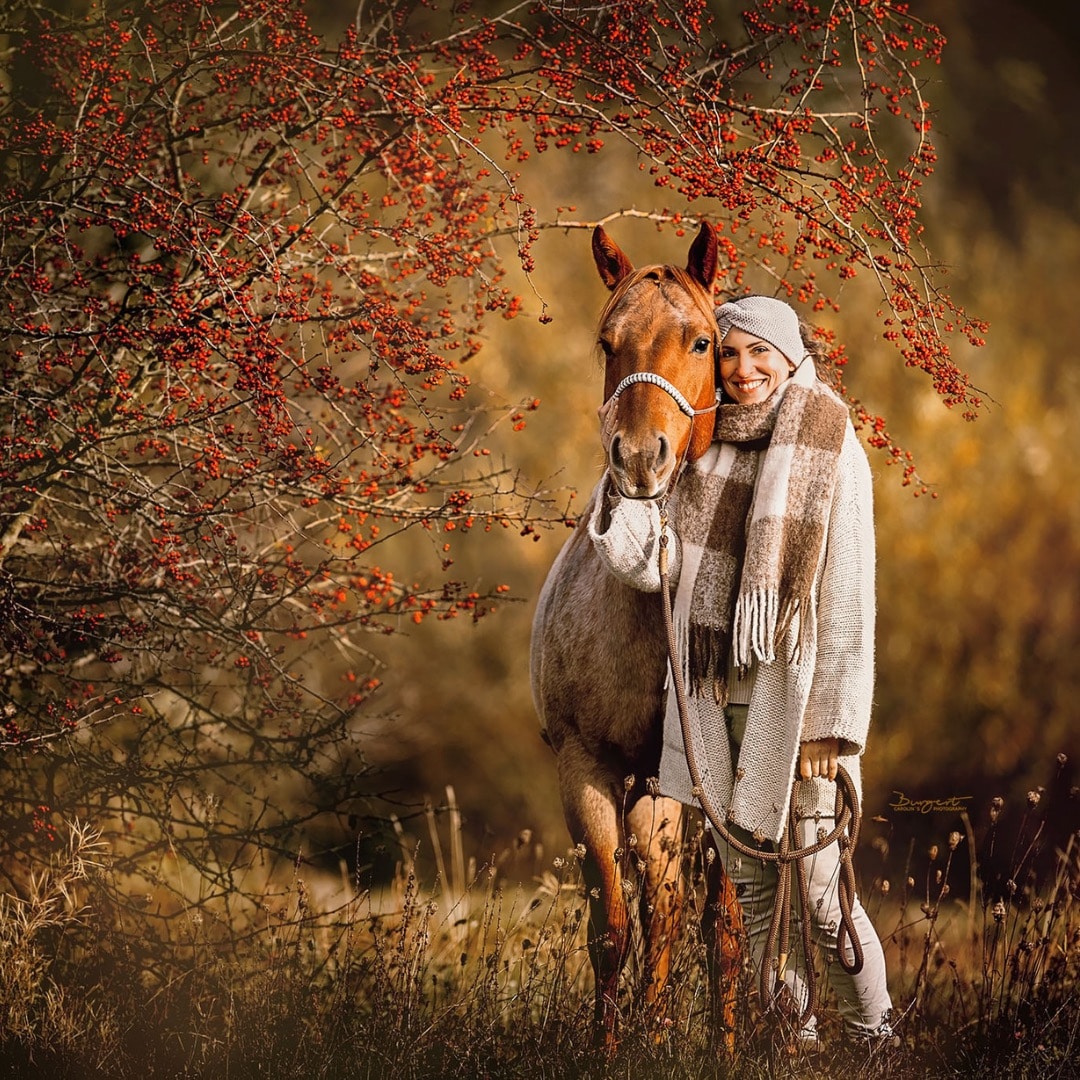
[606, 370, 720, 418]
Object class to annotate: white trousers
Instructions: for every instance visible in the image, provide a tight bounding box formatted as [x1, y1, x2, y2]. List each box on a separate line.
[710, 817, 894, 1037]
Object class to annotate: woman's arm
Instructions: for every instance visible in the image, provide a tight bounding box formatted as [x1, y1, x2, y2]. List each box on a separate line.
[801, 424, 876, 756]
[587, 474, 680, 592]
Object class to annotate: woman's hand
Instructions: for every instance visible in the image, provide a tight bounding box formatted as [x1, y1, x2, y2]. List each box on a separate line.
[799, 737, 839, 781]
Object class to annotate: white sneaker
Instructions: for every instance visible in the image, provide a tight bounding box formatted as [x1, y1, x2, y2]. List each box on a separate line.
[853, 1013, 900, 1052]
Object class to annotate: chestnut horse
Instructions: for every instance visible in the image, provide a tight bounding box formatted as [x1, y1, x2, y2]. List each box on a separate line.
[530, 222, 741, 1049]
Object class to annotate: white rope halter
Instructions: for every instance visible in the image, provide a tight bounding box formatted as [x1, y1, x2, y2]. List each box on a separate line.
[607, 371, 720, 417]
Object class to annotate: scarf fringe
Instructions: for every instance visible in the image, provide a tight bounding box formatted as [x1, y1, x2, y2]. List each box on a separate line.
[733, 586, 777, 666]
[680, 583, 809, 694]
[732, 588, 807, 667]
[683, 619, 729, 703]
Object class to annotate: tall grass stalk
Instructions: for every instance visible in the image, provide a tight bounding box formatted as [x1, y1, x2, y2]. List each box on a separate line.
[1, 766, 1077, 1078]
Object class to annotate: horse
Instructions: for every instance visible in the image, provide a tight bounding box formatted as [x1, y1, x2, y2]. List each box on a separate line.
[530, 222, 742, 1050]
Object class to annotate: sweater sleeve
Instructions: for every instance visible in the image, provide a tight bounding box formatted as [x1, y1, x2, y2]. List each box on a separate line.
[800, 426, 876, 756]
[587, 473, 680, 593]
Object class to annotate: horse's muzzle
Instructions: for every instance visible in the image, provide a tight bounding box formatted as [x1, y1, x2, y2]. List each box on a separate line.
[608, 430, 675, 499]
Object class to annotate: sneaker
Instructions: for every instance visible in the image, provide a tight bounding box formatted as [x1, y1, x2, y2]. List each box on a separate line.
[854, 1014, 901, 1055]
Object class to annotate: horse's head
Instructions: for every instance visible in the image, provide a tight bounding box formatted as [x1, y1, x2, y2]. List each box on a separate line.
[593, 222, 720, 499]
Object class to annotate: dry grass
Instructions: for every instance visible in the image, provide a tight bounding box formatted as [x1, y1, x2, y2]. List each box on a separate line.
[0, 821, 121, 1075]
[1, 776, 1078, 1079]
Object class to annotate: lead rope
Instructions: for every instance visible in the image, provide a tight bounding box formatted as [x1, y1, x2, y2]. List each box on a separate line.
[656, 504, 864, 1030]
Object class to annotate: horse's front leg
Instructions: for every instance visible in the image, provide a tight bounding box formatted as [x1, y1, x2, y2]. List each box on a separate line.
[628, 793, 684, 1026]
[556, 736, 632, 1051]
[701, 833, 745, 1053]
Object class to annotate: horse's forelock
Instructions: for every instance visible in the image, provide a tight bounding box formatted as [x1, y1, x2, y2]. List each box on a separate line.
[596, 264, 716, 347]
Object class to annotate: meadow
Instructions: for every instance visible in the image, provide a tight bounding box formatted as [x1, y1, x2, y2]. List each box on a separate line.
[2, 759, 1076, 1080]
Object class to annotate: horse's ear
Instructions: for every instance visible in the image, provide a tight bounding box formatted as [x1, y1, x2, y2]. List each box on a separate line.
[592, 226, 634, 290]
[686, 221, 718, 291]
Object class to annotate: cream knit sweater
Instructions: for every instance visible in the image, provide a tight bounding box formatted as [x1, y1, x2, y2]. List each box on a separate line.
[588, 422, 875, 843]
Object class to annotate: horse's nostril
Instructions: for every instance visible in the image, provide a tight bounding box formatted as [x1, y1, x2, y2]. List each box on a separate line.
[656, 434, 670, 468]
[609, 433, 623, 469]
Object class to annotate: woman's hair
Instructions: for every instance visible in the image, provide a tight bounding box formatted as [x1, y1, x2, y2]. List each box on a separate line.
[798, 317, 831, 382]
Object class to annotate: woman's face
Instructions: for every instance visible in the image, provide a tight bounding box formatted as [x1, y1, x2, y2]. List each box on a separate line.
[718, 327, 795, 404]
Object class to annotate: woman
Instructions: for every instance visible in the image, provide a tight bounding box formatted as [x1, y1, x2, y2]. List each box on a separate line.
[589, 295, 894, 1046]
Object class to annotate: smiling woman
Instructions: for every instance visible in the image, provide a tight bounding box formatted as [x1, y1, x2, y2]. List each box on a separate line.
[718, 329, 795, 404]
[715, 295, 811, 405]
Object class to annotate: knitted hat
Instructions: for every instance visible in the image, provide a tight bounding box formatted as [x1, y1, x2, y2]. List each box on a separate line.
[715, 296, 807, 368]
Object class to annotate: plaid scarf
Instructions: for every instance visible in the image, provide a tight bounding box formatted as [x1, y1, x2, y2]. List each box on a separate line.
[671, 359, 848, 702]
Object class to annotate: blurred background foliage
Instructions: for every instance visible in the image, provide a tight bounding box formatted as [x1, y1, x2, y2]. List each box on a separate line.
[356, 0, 1080, 869]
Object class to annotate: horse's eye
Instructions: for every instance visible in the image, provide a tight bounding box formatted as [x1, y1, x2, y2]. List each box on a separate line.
[598, 338, 613, 357]
[691, 337, 712, 355]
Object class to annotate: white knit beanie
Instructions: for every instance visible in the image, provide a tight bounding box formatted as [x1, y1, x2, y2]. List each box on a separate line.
[714, 296, 807, 367]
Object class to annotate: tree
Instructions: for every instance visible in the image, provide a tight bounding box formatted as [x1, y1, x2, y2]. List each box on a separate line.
[0, 0, 980, 949]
